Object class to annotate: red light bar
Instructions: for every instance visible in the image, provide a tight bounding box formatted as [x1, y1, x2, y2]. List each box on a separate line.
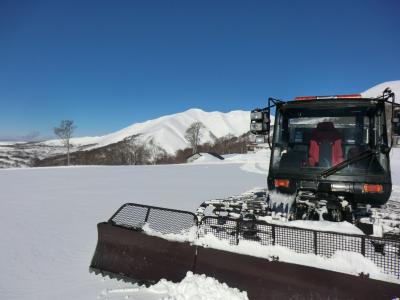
[295, 94, 362, 101]
[336, 94, 362, 99]
[295, 96, 317, 101]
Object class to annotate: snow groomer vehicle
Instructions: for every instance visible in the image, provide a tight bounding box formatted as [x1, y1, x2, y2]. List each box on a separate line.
[90, 89, 400, 299]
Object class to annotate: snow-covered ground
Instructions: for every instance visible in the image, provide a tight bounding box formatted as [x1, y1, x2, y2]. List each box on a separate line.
[100, 272, 249, 300]
[0, 154, 266, 300]
[1, 150, 400, 299]
[191, 149, 269, 175]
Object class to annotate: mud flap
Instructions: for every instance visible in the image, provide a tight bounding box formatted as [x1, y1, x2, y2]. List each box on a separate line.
[90, 222, 196, 284]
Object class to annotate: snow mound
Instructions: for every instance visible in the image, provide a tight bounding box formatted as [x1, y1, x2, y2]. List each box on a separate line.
[225, 149, 270, 175]
[187, 149, 270, 174]
[362, 80, 400, 98]
[258, 218, 364, 235]
[143, 223, 198, 243]
[148, 271, 248, 300]
[288, 220, 364, 234]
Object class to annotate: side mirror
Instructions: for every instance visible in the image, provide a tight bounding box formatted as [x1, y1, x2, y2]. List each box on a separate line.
[250, 108, 270, 143]
[391, 107, 400, 147]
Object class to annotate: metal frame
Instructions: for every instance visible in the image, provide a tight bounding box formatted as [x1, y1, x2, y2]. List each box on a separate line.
[199, 215, 400, 279]
[109, 202, 198, 224]
[107, 203, 400, 280]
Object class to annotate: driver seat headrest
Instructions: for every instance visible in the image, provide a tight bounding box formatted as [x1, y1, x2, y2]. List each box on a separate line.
[316, 121, 335, 131]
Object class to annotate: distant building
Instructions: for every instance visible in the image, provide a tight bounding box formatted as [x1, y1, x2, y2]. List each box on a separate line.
[186, 152, 224, 163]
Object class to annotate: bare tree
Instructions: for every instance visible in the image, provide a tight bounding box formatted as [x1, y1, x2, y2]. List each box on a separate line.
[54, 120, 76, 166]
[124, 136, 151, 165]
[220, 133, 236, 154]
[148, 139, 167, 165]
[185, 121, 205, 154]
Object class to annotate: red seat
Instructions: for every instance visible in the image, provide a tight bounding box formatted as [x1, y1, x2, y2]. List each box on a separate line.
[309, 122, 343, 167]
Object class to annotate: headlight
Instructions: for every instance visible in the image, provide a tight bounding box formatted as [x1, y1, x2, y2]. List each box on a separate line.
[250, 122, 263, 131]
[250, 111, 263, 120]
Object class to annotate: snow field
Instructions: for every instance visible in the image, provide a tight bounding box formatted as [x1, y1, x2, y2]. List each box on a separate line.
[0, 162, 266, 300]
[2, 149, 399, 299]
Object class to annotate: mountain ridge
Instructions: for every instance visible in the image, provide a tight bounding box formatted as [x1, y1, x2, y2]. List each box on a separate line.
[361, 80, 400, 98]
[44, 108, 251, 154]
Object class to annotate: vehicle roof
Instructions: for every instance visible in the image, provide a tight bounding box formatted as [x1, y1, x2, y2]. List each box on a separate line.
[279, 98, 382, 110]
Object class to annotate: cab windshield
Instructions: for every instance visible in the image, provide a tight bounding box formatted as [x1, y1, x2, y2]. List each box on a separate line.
[271, 106, 388, 176]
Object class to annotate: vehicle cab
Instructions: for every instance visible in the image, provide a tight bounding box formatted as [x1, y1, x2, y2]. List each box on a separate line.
[251, 91, 399, 208]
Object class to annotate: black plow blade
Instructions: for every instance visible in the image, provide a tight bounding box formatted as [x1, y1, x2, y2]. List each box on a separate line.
[90, 222, 196, 284]
[90, 203, 400, 299]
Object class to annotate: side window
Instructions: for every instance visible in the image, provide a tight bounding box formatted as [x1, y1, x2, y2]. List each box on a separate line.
[362, 116, 370, 145]
[294, 129, 304, 143]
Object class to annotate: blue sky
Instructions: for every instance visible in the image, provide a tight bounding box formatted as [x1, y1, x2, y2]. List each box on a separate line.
[1, 0, 399, 140]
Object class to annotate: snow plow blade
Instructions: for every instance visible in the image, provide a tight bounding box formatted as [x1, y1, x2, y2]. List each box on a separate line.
[90, 222, 196, 283]
[90, 203, 400, 299]
[195, 247, 400, 299]
[90, 203, 197, 284]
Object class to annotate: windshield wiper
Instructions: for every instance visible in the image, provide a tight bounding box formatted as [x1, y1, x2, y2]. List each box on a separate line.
[319, 149, 376, 179]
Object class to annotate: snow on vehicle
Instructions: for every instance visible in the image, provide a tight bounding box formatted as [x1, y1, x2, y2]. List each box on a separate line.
[90, 89, 400, 299]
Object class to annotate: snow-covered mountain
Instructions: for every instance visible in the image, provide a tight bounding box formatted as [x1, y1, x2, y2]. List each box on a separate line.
[44, 108, 251, 155]
[362, 80, 400, 98]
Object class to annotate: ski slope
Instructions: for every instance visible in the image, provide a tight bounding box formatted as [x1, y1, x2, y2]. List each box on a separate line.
[1, 150, 400, 299]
